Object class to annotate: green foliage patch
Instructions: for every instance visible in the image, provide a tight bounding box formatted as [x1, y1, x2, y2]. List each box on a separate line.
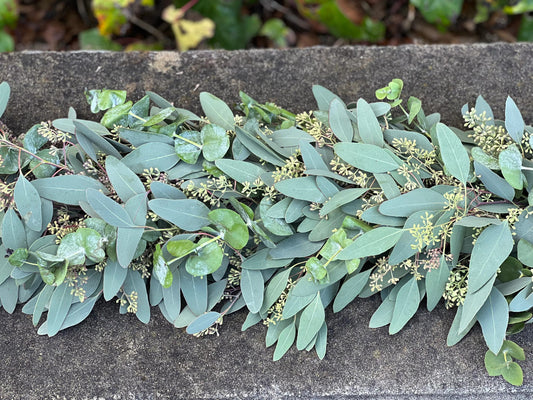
[1, 79, 533, 386]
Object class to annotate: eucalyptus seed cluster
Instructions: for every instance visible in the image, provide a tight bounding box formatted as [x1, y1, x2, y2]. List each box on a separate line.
[464, 108, 511, 157]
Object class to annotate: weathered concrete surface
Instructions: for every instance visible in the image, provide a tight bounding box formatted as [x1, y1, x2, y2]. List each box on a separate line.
[1, 295, 532, 400]
[0, 43, 533, 134]
[1, 44, 533, 399]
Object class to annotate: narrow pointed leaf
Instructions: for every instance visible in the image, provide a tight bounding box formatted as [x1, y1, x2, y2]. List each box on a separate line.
[273, 321, 296, 361]
[476, 287, 508, 354]
[468, 222, 513, 293]
[436, 123, 470, 184]
[13, 174, 42, 231]
[200, 92, 234, 131]
[329, 98, 353, 142]
[105, 156, 145, 203]
[357, 98, 384, 146]
[241, 268, 264, 314]
[296, 293, 325, 350]
[335, 142, 399, 173]
[389, 276, 420, 334]
[505, 96, 524, 143]
[186, 312, 221, 335]
[337, 227, 402, 260]
[103, 260, 127, 301]
[46, 283, 75, 337]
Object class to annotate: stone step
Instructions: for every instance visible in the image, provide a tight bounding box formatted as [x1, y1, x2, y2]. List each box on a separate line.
[0, 44, 532, 400]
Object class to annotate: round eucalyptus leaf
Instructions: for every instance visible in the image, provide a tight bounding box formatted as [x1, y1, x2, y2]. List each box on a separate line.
[185, 238, 224, 276]
[201, 124, 230, 161]
[174, 130, 202, 164]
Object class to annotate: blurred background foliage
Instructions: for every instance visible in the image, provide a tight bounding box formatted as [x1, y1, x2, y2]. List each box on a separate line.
[2, 0, 533, 52]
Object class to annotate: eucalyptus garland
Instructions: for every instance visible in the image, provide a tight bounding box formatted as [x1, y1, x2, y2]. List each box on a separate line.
[0, 79, 531, 386]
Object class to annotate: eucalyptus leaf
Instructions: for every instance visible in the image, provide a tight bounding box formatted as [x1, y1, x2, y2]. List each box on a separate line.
[241, 268, 264, 314]
[379, 188, 447, 217]
[46, 283, 75, 336]
[389, 276, 421, 334]
[179, 267, 207, 315]
[335, 142, 399, 173]
[149, 198, 210, 231]
[201, 124, 230, 161]
[273, 321, 296, 361]
[186, 312, 221, 335]
[199, 92, 234, 131]
[357, 98, 384, 147]
[468, 222, 513, 293]
[103, 260, 127, 301]
[329, 98, 353, 142]
[499, 145, 523, 190]
[105, 156, 145, 202]
[32, 175, 107, 206]
[275, 177, 326, 203]
[338, 227, 402, 260]
[505, 96, 525, 143]
[476, 287, 508, 354]
[296, 293, 325, 350]
[436, 123, 470, 184]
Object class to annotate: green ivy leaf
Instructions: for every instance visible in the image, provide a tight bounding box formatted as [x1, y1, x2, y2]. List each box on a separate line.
[85, 89, 127, 113]
[208, 209, 249, 250]
[305, 257, 327, 281]
[142, 107, 176, 127]
[167, 239, 197, 259]
[100, 101, 133, 128]
[153, 244, 173, 289]
[502, 362, 524, 386]
[8, 248, 28, 267]
[57, 228, 105, 266]
[185, 237, 224, 276]
[407, 97, 422, 124]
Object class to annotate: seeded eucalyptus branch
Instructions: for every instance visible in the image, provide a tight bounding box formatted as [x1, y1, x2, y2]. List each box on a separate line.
[1, 78, 532, 385]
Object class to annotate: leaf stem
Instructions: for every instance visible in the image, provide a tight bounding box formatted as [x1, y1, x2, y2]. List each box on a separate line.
[174, 134, 202, 148]
[128, 112, 147, 123]
[167, 234, 223, 264]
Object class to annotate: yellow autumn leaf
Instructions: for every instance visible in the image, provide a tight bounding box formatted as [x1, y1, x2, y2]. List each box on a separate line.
[162, 5, 215, 52]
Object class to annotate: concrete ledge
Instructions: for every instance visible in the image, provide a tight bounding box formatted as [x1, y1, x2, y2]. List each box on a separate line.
[1, 43, 533, 133]
[1, 44, 533, 399]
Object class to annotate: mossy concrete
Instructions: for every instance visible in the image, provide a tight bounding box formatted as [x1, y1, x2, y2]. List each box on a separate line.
[1, 44, 533, 399]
